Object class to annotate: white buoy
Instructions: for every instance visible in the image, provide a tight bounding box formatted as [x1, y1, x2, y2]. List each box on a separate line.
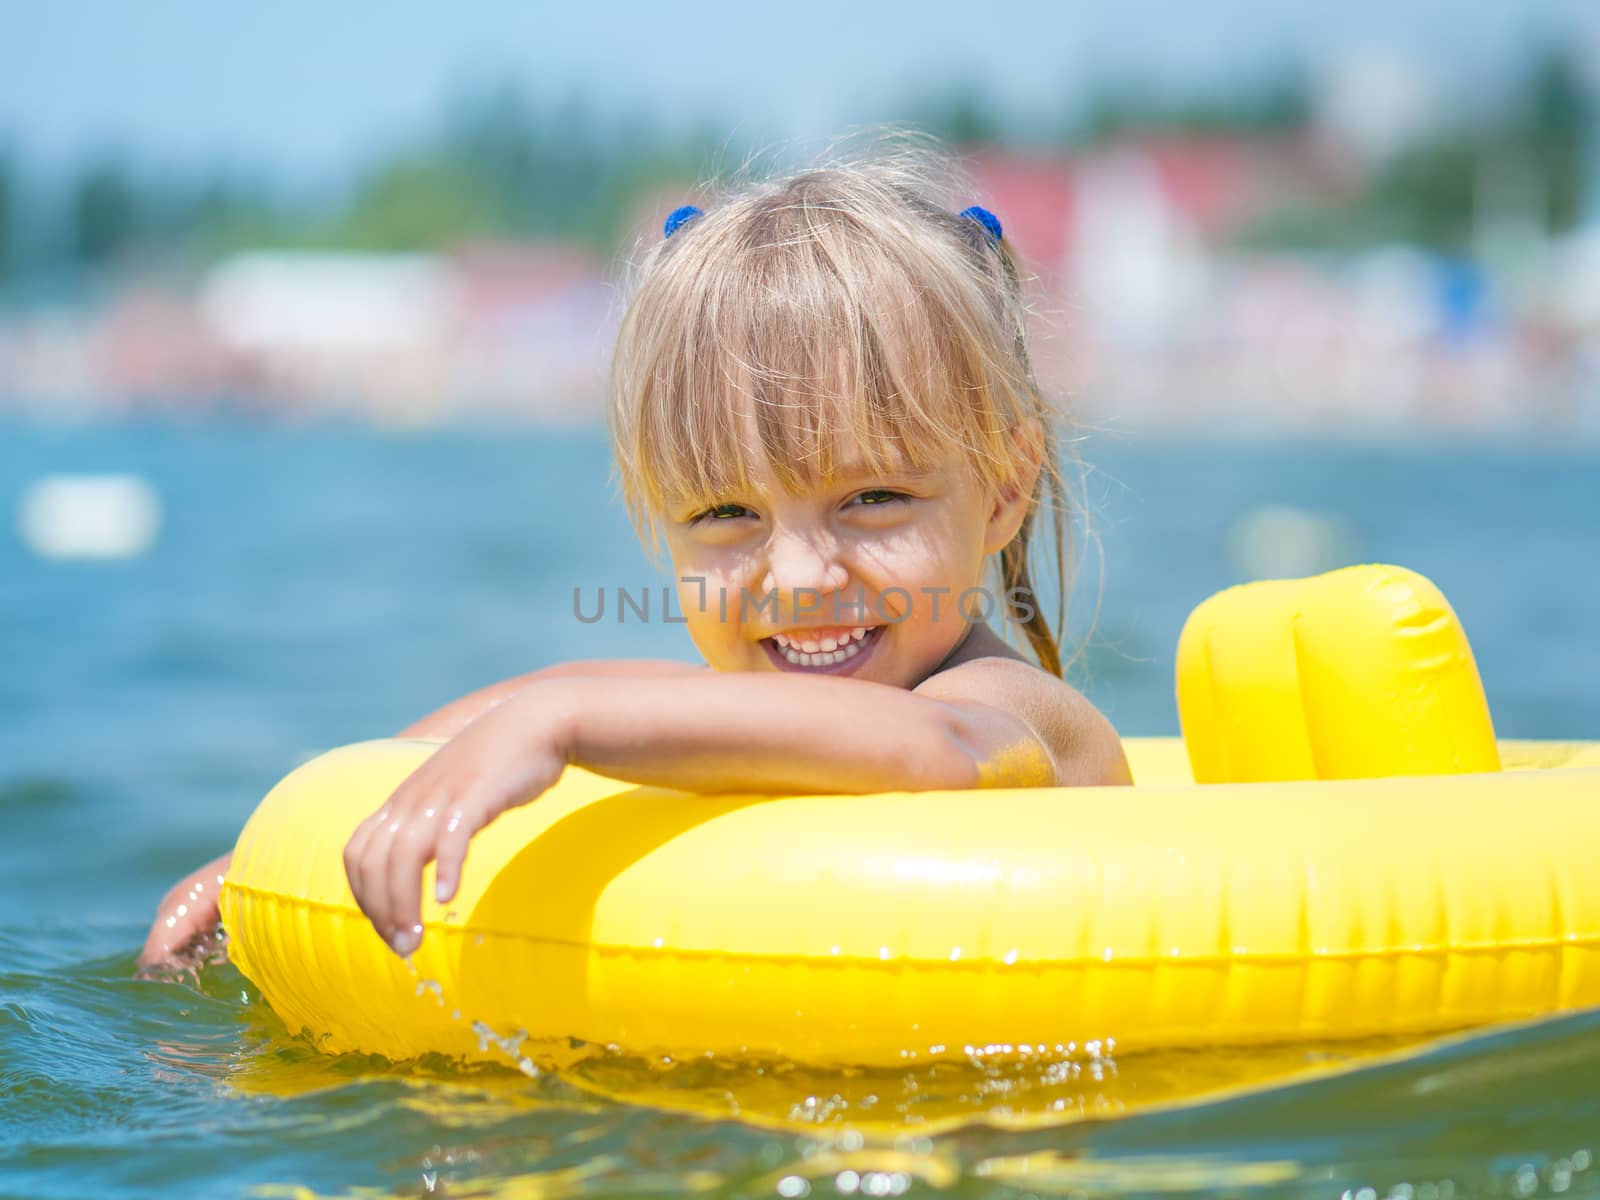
[17, 474, 162, 561]
[1224, 504, 1359, 582]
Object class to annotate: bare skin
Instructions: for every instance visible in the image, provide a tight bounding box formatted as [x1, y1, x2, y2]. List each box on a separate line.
[342, 432, 1132, 957]
[345, 649, 1130, 955]
[140, 441, 1132, 969]
[144, 640, 1132, 966]
[135, 659, 705, 970]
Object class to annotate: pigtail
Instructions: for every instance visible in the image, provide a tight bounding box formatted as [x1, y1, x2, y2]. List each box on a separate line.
[998, 451, 1069, 679]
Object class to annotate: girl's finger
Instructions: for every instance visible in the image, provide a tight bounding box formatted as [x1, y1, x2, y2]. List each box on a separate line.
[387, 816, 442, 954]
[362, 805, 411, 949]
[341, 824, 369, 918]
[342, 810, 383, 922]
[433, 809, 474, 904]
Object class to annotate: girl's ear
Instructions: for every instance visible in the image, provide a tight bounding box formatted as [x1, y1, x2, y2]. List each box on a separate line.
[983, 419, 1045, 556]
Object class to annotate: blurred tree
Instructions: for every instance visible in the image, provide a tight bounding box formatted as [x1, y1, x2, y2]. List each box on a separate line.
[332, 156, 499, 250]
[27, 62, 1587, 274]
[439, 85, 546, 231]
[1364, 135, 1483, 252]
[435, 86, 702, 247]
[1520, 45, 1592, 232]
[182, 172, 293, 257]
[1078, 72, 1311, 143]
[1346, 46, 1594, 252]
[72, 158, 142, 265]
[915, 84, 1006, 148]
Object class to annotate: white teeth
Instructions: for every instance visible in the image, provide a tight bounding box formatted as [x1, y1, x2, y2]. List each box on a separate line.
[772, 627, 874, 668]
[774, 627, 871, 652]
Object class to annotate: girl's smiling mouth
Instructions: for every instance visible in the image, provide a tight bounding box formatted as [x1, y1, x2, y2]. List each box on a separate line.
[761, 625, 883, 674]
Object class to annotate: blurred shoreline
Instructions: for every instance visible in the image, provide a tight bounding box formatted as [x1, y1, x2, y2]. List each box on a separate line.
[5, 54, 1600, 442]
[3, 202, 1596, 443]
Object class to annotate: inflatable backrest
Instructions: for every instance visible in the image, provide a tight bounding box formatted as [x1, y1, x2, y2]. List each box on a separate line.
[1176, 564, 1500, 783]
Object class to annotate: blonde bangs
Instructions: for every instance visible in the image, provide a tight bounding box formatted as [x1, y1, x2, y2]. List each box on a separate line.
[611, 165, 1037, 538]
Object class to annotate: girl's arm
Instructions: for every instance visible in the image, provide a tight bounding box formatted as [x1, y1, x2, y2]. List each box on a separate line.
[398, 659, 708, 738]
[136, 658, 706, 970]
[137, 851, 232, 972]
[344, 670, 1126, 955]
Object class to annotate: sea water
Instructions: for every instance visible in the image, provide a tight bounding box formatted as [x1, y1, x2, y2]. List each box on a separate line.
[3, 419, 1598, 1198]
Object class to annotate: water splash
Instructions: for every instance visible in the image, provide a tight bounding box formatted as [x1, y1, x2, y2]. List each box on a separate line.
[471, 1019, 539, 1079]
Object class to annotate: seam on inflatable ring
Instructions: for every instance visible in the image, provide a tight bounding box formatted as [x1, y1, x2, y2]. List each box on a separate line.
[225, 883, 1600, 969]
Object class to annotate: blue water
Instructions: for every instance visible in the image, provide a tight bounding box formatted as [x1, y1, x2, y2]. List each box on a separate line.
[2, 419, 1598, 1198]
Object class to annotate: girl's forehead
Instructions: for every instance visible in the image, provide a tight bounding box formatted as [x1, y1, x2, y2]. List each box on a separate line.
[637, 355, 994, 521]
[728, 397, 936, 481]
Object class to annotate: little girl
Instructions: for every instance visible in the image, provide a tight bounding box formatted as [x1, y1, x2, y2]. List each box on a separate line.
[140, 147, 1130, 970]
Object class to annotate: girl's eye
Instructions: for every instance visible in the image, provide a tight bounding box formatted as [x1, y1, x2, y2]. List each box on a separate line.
[852, 489, 907, 507]
[693, 502, 754, 523]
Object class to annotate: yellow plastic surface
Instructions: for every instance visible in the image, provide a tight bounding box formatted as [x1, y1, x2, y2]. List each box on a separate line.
[223, 739, 1600, 1067]
[221, 565, 1600, 1067]
[1177, 564, 1500, 782]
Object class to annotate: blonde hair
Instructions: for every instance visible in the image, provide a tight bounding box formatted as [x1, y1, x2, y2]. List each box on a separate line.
[607, 141, 1073, 676]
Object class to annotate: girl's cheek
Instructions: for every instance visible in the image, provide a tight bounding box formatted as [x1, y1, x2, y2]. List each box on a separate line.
[859, 544, 941, 594]
[674, 560, 741, 629]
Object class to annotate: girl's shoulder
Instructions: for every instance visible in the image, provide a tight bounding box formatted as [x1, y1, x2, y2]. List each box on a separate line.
[914, 626, 1127, 788]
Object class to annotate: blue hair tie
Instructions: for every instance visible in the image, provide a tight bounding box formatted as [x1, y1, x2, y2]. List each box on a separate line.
[960, 205, 1003, 243]
[664, 205, 703, 238]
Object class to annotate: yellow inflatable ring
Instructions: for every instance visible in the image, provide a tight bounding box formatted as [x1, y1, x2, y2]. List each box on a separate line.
[220, 567, 1600, 1066]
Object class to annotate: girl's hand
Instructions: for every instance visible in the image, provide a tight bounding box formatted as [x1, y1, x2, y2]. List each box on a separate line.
[138, 851, 232, 973]
[342, 694, 568, 956]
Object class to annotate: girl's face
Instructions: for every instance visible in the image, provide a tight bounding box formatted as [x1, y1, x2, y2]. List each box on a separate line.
[658, 448, 1034, 689]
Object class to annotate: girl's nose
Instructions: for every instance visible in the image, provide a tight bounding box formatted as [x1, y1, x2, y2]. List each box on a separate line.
[759, 528, 848, 600]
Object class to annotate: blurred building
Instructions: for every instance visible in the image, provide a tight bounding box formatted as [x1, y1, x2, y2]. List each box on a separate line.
[1, 135, 1597, 438]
